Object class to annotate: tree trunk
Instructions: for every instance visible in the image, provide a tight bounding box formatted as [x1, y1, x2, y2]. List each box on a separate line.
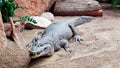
[9, 17, 19, 43]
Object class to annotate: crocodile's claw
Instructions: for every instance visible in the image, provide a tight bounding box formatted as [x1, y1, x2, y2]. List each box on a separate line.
[74, 35, 83, 42]
[66, 48, 72, 56]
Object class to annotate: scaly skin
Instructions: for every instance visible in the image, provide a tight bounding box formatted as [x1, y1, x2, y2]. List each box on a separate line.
[27, 16, 94, 59]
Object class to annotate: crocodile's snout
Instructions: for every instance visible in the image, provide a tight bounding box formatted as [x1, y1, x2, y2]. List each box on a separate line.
[29, 44, 52, 58]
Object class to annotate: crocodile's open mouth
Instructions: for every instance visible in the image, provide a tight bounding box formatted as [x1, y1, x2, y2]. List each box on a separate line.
[30, 51, 42, 58]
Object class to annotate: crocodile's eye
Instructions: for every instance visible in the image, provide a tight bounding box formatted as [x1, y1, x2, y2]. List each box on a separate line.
[44, 47, 48, 52]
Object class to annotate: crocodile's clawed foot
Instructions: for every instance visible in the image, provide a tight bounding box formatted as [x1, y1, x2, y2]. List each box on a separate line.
[74, 35, 83, 44]
[66, 48, 72, 56]
[67, 52, 72, 56]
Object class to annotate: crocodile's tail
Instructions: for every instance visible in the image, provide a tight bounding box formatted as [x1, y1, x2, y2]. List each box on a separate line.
[74, 16, 94, 26]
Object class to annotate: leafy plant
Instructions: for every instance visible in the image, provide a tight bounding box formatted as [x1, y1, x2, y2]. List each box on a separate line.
[0, 0, 19, 22]
[21, 16, 37, 24]
[111, 0, 120, 8]
[0, 0, 20, 43]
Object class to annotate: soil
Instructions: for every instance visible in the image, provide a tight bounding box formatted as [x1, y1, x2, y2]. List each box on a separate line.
[1, 4, 120, 68]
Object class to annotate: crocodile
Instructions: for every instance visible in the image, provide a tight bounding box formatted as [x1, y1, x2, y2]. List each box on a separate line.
[27, 16, 94, 58]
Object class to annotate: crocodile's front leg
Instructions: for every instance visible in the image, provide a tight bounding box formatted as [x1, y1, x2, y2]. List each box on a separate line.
[69, 24, 83, 42]
[60, 39, 72, 55]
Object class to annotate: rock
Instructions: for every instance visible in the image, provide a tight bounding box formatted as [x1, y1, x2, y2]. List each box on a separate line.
[54, 0, 103, 16]
[14, 0, 55, 17]
[0, 12, 7, 54]
[25, 16, 52, 29]
[40, 12, 55, 21]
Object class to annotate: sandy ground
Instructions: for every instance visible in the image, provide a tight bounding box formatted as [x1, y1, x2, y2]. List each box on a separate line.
[1, 5, 120, 68]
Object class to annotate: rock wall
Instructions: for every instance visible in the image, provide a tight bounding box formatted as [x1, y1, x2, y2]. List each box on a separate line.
[14, 0, 55, 17]
[0, 12, 7, 54]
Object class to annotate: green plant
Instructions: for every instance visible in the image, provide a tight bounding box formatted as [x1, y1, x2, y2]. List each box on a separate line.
[0, 0, 20, 43]
[111, 0, 120, 8]
[21, 16, 37, 24]
[0, 0, 20, 22]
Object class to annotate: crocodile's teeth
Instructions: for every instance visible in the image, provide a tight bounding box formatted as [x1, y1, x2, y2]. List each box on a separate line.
[30, 51, 42, 58]
[35, 53, 37, 56]
[33, 53, 35, 55]
[37, 51, 41, 55]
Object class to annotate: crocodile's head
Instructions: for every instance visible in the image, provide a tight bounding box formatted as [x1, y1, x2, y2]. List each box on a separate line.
[26, 36, 53, 58]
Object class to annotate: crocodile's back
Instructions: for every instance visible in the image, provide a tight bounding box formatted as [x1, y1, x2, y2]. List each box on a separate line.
[42, 16, 94, 40]
[42, 22, 73, 40]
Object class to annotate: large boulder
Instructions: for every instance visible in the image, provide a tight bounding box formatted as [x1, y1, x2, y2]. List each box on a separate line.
[14, 0, 55, 17]
[25, 16, 52, 29]
[53, 0, 103, 16]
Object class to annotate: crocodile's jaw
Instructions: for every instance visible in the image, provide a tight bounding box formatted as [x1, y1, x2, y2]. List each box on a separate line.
[30, 51, 48, 58]
[29, 44, 52, 59]
[30, 50, 42, 58]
